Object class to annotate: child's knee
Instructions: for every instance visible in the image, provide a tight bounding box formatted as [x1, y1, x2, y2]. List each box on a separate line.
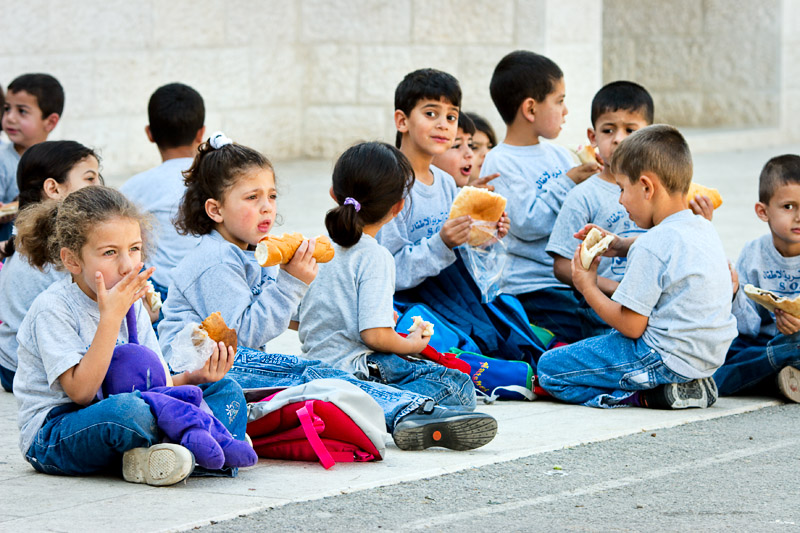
[99, 393, 157, 436]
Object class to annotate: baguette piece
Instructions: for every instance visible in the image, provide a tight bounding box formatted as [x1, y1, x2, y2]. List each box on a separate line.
[407, 316, 434, 337]
[448, 186, 507, 246]
[744, 284, 800, 318]
[687, 182, 723, 209]
[255, 233, 335, 267]
[580, 227, 614, 270]
[144, 281, 162, 313]
[0, 201, 19, 217]
[575, 144, 600, 165]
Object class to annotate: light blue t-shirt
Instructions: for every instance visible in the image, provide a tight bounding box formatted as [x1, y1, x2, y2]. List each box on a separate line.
[731, 234, 800, 339]
[0, 253, 65, 372]
[119, 158, 201, 288]
[480, 141, 576, 294]
[612, 210, 737, 379]
[546, 175, 645, 281]
[15, 277, 163, 455]
[376, 166, 458, 290]
[157, 231, 309, 362]
[298, 234, 396, 377]
[0, 141, 20, 203]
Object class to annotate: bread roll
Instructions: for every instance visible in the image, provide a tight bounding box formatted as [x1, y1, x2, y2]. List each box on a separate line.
[407, 316, 434, 337]
[575, 144, 600, 166]
[0, 201, 19, 217]
[144, 281, 162, 313]
[687, 182, 723, 209]
[580, 227, 614, 270]
[744, 284, 800, 318]
[448, 186, 507, 246]
[255, 233, 335, 267]
[200, 311, 238, 351]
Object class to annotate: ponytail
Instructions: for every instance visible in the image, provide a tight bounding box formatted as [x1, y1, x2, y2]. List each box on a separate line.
[14, 200, 61, 269]
[325, 201, 364, 248]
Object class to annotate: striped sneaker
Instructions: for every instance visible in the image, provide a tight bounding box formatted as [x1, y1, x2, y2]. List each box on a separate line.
[776, 366, 800, 403]
[122, 444, 195, 486]
[640, 378, 718, 409]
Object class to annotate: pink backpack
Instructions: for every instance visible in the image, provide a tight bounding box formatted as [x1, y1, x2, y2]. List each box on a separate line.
[245, 379, 387, 469]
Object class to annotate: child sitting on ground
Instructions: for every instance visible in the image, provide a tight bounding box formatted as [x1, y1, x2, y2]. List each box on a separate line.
[480, 51, 598, 343]
[13, 186, 246, 485]
[157, 133, 497, 451]
[119, 83, 204, 300]
[537, 125, 737, 409]
[0, 74, 64, 243]
[712, 155, 800, 401]
[0, 141, 101, 391]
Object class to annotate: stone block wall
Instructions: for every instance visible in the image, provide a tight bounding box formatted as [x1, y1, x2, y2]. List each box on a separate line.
[0, 0, 601, 179]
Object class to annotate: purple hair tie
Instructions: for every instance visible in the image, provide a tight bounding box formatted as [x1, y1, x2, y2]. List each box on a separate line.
[344, 197, 361, 212]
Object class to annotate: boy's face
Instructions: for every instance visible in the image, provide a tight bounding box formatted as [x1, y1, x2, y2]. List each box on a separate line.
[470, 130, 493, 181]
[588, 109, 650, 168]
[1, 90, 58, 149]
[432, 127, 474, 186]
[395, 97, 459, 157]
[531, 77, 567, 140]
[614, 173, 653, 229]
[756, 183, 800, 256]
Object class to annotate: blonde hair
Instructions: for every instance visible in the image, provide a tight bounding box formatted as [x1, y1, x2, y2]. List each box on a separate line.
[16, 186, 152, 270]
[610, 124, 693, 194]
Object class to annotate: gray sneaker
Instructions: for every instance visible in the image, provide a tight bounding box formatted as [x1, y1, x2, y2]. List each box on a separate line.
[776, 366, 800, 403]
[641, 378, 718, 409]
[122, 443, 195, 486]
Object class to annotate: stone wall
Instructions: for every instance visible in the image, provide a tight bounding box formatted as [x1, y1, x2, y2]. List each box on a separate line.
[0, 0, 601, 179]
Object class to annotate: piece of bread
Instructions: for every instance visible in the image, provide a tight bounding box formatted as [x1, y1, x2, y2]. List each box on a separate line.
[255, 233, 335, 267]
[580, 227, 615, 270]
[144, 281, 162, 313]
[0, 201, 19, 217]
[575, 144, 600, 166]
[448, 186, 507, 246]
[407, 316, 434, 337]
[744, 284, 800, 318]
[200, 311, 238, 351]
[687, 182, 723, 209]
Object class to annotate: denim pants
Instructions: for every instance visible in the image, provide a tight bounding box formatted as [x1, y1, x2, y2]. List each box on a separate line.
[226, 347, 432, 431]
[366, 353, 476, 410]
[25, 378, 248, 476]
[712, 332, 800, 396]
[517, 287, 584, 343]
[537, 330, 691, 408]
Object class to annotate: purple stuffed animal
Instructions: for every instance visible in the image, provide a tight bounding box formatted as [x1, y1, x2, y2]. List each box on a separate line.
[99, 306, 257, 470]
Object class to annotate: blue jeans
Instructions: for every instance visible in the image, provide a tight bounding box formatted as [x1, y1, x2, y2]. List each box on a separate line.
[25, 379, 248, 476]
[366, 353, 476, 410]
[518, 287, 584, 343]
[712, 332, 800, 396]
[537, 331, 691, 408]
[0, 364, 14, 392]
[226, 347, 432, 431]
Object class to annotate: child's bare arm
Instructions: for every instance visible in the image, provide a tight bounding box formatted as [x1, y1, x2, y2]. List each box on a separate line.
[361, 327, 429, 355]
[554, 254, 618, 296]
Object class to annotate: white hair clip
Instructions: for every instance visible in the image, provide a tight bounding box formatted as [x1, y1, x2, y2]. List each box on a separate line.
[209, 131, 233, 150]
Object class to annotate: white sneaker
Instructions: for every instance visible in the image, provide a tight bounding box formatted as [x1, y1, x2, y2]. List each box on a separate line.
[122, 443, 195, 486]
[776, 366, 800, 403]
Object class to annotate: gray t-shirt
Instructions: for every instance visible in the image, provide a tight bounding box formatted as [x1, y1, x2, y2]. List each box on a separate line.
[480, 141, 576, 294]
[731, 234, 800, 338]
[15, 277, 164, 455]
[546, 175, 645, 281]
[0, 141, 20, 203]
[119, 158, 201, 289]
[376, 166, 458, 290]
[612, 210, 737, 379]
[157, 231, 309, 361]
[0, 253, 65, 371]
[298, 234, 396, 377]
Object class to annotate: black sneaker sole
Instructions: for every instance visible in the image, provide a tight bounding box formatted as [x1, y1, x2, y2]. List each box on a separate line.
[392, 414, 498, 451]
[662, 377, 718, 409]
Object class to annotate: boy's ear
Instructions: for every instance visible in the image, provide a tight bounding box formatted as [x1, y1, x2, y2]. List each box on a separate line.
[639, 173, 655, 200]
[145, 125, 155, 144]
[43, 113, 59, 133]
[205, 198, 224, 224]
[394, 109, 409, 133]
[193, 126, 206, 145]
[587, 128, 597, 146]
[520, 97, 537, 124]
[60, 247, 82, 275]
[755, 202, 769, 222]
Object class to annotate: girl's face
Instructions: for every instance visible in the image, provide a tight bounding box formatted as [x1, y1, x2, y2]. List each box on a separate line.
[431, 127, 474, 187]
[470, 130, 493, 181]
[211, 166, 277, 250]
[64, 216, 143, 300]
[44, 156, 101, 201]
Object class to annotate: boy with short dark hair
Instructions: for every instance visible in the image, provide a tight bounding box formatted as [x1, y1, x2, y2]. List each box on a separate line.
[712, 155, 800, 402]
[545, 81, 653, 336]
[120, 83, 205, 298]
[537, 125, 737, 409]
[480, 51, 598, 343]
[0, 73, 64, 239]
